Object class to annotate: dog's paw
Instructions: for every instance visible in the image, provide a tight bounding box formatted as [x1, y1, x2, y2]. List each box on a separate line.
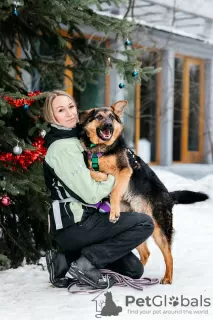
[160, 277, 172, 284]
[109, 211, 120, 223]
[90, 170, 108, 182]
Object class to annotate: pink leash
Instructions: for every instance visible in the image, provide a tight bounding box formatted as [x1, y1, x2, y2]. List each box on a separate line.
[68, 269, 159, 294]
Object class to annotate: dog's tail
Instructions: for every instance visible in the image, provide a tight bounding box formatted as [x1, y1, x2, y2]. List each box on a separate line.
[170, 190, 208, 204]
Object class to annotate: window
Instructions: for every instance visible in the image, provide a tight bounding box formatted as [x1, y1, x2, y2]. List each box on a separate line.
[173, 57, 184, 161]
[139, 51, 161, 162]
[32, 36, 65, 92]
[123, 83, 136, 149]
[73, 40, 106, 110]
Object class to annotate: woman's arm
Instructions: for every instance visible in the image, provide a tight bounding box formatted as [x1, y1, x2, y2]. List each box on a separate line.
[45, 138, 115, 204]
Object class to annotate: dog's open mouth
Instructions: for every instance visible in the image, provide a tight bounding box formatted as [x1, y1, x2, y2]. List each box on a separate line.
[97, 128, 113, 141]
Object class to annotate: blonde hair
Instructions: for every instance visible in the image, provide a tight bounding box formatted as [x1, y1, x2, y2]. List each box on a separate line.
[43, 90, 77, 125]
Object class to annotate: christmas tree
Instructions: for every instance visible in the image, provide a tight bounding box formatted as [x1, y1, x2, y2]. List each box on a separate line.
[0, 0, 157, 268]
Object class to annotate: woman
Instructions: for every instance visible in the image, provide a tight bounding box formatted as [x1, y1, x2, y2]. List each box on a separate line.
[43, 90, 154, 289]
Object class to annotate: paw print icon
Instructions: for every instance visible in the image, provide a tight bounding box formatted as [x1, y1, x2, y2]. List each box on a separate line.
[169, 296, 179, 307]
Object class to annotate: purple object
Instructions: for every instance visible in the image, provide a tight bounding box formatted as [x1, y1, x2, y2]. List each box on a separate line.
[92, 200, 111, 213]
[87, 151, 103, 159]
[68, 269, 159, 294]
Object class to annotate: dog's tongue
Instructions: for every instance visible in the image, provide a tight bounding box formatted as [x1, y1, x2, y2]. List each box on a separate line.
[102, 129, 111, 136]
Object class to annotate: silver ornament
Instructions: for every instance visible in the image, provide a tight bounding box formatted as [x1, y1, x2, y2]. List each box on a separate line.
[13, 145, 23, 155]
[40, 129, 46, 137]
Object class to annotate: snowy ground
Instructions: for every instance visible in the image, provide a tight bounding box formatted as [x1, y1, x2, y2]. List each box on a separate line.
[1, 170, 213, 320]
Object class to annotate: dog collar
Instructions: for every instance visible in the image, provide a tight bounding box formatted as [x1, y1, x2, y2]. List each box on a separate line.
[87, 151, 103, 171]
[88, 143, 101, 171]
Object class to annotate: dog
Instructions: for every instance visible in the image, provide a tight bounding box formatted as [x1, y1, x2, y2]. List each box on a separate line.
[79, 100, 208, 284]
[101, 291, 122, 316]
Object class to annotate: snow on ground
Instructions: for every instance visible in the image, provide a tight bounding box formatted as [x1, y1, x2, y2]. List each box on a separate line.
[1, 170, 213, 320]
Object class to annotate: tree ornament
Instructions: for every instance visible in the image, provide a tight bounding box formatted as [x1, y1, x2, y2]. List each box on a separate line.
[40, 129, 46, 137]
[0, 176, 6, 191]
[0, 227, 3, 239]
[132, 70, 139, 78]
[106, 56, 113, 69]
[23, 104, 29, 110]
[119, 82, 125, 89]
[13, 144, 23, 155]
[4, 90, 41, 109]
[0, 137, 46, 170]
[125, 39, 131, 46]
[13, 1, 18, 16]
[13, 7, 18, 16]
[14, 8, 18, 16]
[1, 195, 11, 207]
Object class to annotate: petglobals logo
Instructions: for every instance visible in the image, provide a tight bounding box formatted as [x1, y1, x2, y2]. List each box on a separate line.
[92, 291, 123, 318]
[125, 295, 211, 308]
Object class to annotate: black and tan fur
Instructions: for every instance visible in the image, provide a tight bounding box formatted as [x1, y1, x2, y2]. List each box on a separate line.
[79, 100, 208, 284]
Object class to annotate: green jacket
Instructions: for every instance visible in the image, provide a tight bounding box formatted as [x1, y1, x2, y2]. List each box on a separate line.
[45, 137, 115, 224]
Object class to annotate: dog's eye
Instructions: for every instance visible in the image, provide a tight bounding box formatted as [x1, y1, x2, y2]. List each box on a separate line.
[96, 115, 103, 121]
[109, 114, 115, 120]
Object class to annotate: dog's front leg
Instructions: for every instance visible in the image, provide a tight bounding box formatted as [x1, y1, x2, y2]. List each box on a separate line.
[88, 158, 108, 182]
[109, 168, 132, 223]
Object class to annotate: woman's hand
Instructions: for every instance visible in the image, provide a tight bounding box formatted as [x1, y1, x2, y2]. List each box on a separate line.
[90, 170, 108, 182]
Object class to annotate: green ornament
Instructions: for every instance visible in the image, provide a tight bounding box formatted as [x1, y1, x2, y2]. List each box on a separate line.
[132, 70, 139, 78]
[119, 82, 125, 89]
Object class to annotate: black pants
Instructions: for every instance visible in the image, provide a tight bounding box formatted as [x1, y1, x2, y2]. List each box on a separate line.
[54, 211, 154, 279]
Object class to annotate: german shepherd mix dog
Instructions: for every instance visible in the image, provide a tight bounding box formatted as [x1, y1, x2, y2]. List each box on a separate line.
[79, 100, 208, 284]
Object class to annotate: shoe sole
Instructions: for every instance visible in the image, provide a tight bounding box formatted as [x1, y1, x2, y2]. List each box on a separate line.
[46, 250, 55, 285]
[68, 264, 110, 289]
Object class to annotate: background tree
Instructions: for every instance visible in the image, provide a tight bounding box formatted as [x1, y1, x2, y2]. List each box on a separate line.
[0, 0, 156, 268]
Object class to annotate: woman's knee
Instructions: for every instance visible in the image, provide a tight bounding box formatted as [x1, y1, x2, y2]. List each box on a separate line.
[138, 213, 154, 234]
[119, 253, 144, 279]
[130, 262, 144, 279]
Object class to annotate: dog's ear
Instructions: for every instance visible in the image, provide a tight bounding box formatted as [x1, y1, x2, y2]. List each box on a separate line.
[110, 100, 128, 117]
[79, 109, 95, 124]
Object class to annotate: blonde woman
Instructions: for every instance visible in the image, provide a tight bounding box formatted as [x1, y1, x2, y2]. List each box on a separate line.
[43, 90, 154, 289]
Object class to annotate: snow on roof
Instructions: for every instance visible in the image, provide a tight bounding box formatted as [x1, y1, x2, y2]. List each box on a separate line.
[94, 10, 213, 46]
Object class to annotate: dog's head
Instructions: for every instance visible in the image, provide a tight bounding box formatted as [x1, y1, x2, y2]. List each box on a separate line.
[104, 291, 112, 300]
[79, 100, 128, 148]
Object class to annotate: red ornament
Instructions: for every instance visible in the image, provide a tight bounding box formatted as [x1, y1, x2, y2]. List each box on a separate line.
[3, 91, 42, 109]
[0, 135, 47, 171]
[1, 195, 11, 206]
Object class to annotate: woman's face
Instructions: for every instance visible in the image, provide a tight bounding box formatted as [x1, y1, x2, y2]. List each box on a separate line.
[52, 95, 78, 128]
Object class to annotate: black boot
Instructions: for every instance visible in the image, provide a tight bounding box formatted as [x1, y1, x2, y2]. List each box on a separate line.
[46, 250, 75, 288]
[68, 255, 115, 289]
